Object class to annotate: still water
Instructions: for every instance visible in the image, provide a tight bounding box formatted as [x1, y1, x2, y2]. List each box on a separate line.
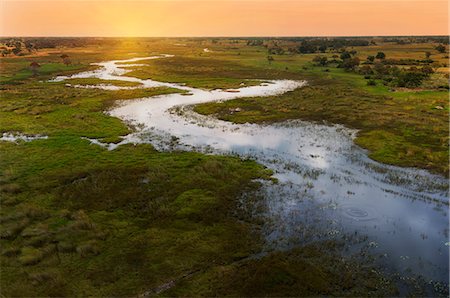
[52, 56, 449, 289]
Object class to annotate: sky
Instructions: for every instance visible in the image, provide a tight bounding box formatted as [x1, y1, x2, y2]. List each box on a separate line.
[1, 0, 448, 37]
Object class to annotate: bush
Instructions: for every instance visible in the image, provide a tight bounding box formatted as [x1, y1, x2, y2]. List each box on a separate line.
[367, 80, 377, 86]
[312, 55, 328, 66]
[435, 44, 446, 53]
[396, 72, 426, 88]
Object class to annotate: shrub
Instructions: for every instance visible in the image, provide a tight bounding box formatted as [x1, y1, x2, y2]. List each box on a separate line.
[359, 65, 373, 75]
[396, 72, 427, 88]
[367, 80, 377, 86]
[435, 44, 446, 53]
[312, 55, 328, 66]
[375, 52, 386, 59]
[341, 57, 360, 71]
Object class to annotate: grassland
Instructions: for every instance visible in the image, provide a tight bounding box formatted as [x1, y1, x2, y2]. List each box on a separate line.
[177, 41, 448, 175]
[0, 37, 447, 296]
[64, 78, 144, 87]
[0, 43, 273, 296]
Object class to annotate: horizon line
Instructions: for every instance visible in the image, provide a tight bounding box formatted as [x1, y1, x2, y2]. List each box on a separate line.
[1, 34, 449, 38]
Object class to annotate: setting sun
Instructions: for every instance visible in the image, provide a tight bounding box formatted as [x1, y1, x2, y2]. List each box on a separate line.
[1, 0, 448, 37]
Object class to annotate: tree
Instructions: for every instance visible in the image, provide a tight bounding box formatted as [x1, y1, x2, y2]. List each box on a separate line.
[60, 54, 71, 66]
[267, 55, 274, 64]
[268, 47, 284, 55]
[29, 62, 41, 76]
[341, 57, 360, 71]
[12, 47, 22, 56]
[298, 44, 316, 54]
[25, 41, 35, 53]
[318, 45, 327, 53]
[312, 55, 328, 66]
[397, 72, 426, 88]
[373, 62, 388, 77]
[375, 52, 386, 60]
[340, 51, 351, 60]
[435, 44, 446, 53]
[367, 55, 375, 63]
[420, 65, 434, 75]
[359, 65, 373, 75]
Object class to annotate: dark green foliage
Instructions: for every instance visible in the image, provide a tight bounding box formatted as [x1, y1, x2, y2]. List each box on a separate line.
[312, 55, 328, 66]
[396, 72, 427, 88]
[341, 57, 360, 71]
[340, 51, 352, 60]
[435, 44, 447, 53]
[375, 52, 386, 59]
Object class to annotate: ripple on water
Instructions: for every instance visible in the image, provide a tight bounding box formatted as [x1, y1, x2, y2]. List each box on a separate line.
[341, 204, 378, 221]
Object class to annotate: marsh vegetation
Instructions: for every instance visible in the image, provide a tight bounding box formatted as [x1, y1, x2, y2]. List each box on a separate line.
[0, 37, 448, 296]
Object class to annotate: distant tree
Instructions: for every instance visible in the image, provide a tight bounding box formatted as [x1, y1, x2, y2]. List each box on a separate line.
[373, 62, 388, 76]
[435, 44, 446, 53]
[1, 47, 10, 57]
[298, 44, 316, 54]
[367, 79, 377, 86]
[341, 57, 360, 71]
[375, 52, 386, 59]
[267, 55, 274, 64]
[29, 62, 41, 76]
[359, 65, 373, 75]
[12, 47, 22, 56]
[367, 55, 375, 63]
[60, 54, 71, 66]
[425, 51, 432, 59]
[340, 51, 351, 60]
[24, 41, 35, 53]
[318, 45, 327, 53]
[397, 72, 426, 88]
[420, 65, 434, 75]
[312, 55, 328, 66]
[268, 47, 284, 55]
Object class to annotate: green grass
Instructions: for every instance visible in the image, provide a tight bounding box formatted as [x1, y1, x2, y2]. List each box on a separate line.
[123, 55, 293, 89]
[1, 137, 273, 296]
[0, 62, 89, 84]
[164, 242, 397, 297]
[1, 38, 447, 296]
[2, 40, 379, 297]
[64, 78, 143, 87]
[191, 52, 449, 176]
[0, 80, 184, 142]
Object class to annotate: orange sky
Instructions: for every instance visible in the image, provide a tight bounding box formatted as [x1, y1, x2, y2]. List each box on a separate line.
[1, 0, 448, 37]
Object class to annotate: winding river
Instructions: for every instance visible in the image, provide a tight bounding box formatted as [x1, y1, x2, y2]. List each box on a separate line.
[52, 55, 449, 289]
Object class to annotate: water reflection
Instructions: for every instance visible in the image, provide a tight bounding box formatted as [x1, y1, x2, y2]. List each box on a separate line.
[53, 56, 449, 286]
